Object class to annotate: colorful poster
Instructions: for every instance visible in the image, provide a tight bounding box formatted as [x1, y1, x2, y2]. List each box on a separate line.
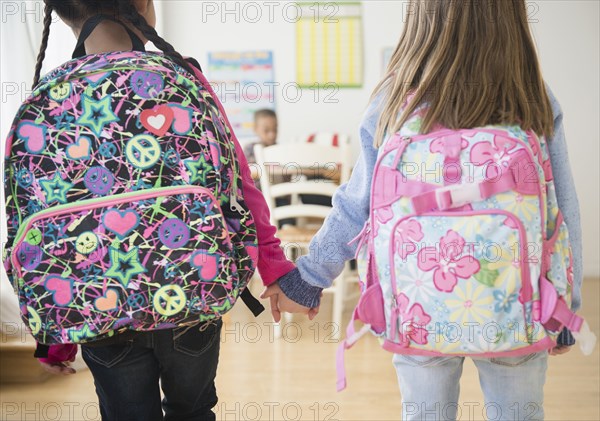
[296, 2, 364, 88]
[207, 51, 275, 138]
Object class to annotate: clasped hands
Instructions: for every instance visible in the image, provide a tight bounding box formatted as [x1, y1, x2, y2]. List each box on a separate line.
[260, 283, 320, 322]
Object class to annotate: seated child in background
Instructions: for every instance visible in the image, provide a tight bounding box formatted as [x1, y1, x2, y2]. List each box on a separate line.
[244, 108, 278, 164]
[245, 108, 331, 217]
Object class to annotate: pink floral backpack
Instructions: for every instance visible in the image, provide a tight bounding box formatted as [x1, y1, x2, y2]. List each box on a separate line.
[336, 104, 595, 390]
[2, 19, 262, 347]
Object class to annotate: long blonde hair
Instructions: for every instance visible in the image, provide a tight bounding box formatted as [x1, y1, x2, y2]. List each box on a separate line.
[372, 0, 553, 146]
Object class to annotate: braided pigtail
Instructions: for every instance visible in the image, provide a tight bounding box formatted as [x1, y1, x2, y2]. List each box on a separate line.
[117, 2, 197, 76]
[33, 3, 53, 88]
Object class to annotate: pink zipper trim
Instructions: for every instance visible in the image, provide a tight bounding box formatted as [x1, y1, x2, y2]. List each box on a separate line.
[10, 186, 221, 279]
[387, 209, 533, 341]
[388, 209, 532, 301]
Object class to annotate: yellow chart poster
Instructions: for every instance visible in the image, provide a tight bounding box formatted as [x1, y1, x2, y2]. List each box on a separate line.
[296, 2, 363, 88]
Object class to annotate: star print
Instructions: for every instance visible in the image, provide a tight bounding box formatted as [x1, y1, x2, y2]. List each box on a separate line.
[39, 173, 73, 204]
[190, 201, 204, 217]
[82, 265, 103, 282]
[45, 222, 67, 244]
[211, 299, 233, 313]
[55, 113, 75, 129]
[68, 323, 96, 342]
[190, 196, 214, 220]
[184, 154, 211, 184]
[132, 179, 151, 191]
[104, 246, 146, 287]
[53, 113, 67, 128]
[76, 95, 119, 137]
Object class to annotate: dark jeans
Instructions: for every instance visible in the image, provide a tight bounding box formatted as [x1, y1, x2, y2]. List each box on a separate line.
[82, 320, 222, 421]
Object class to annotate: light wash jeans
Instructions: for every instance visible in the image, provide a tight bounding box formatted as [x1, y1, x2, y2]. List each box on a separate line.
[393, 352, 548, 421]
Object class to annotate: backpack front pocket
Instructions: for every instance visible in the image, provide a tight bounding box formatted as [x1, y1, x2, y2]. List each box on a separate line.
[386, 210, 542, 354]
[11, 186, 238, 345]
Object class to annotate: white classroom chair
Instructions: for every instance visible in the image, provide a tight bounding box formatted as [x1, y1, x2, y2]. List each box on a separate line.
[254, 141, 355, 339]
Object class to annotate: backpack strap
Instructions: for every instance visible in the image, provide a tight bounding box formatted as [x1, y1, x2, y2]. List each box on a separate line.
[409, 150, 538, 214]
[240, 288, 265, 317]
[34, 343, 50, 359]
[410, 170, 517, 214]
[185, 57, 203, 73]
[337, 308, 371, 391]
[72, 15, 146, 59]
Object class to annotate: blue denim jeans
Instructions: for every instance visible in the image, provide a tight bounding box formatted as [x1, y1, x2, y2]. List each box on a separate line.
[82, 320, 222, 421]
[393, 352, 548, 421]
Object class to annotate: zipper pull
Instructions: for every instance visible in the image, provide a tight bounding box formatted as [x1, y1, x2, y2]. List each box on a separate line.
[229, 150, 247, 216]
[348, 221, 370, 246]
[229, 192, 247, 216]
[392, 136, 412, 170]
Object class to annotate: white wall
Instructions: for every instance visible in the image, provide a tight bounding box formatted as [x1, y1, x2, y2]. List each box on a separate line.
[530, 1, 600, 278]
[162, 0, 600, 277]
[1, 1, 598, 281]
[162, 1, 404, 155]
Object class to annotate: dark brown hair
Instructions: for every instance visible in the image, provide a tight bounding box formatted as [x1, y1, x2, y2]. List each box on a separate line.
[33, 0, 195, 87]
[254, 109, 277, 123]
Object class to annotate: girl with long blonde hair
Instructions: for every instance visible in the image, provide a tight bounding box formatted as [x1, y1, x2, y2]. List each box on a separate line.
[267, 1, 582, 419]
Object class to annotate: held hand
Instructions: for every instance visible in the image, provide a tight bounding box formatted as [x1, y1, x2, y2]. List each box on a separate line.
[549, 345, 572, 356]
[260, 284, 319, 322]
[39, 360, 76, 375]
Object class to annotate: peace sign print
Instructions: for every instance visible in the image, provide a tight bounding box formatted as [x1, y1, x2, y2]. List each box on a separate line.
[27, 306, 42, 335]
[125, 135, 161, 169]
[130, 71, 164, 99]
[153, 285, 187, 317]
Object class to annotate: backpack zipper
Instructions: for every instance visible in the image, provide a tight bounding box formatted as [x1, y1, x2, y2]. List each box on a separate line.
[10, 185, 224, 273]
[228, 145, 248, 216]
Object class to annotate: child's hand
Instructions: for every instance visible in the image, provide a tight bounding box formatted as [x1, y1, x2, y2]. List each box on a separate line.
[39, 360, 76, 375]
[549, 344, 572, 356]
[261, 283, 319, 322]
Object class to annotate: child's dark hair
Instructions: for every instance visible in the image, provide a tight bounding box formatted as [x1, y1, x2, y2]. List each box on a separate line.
[254, 109, 277, 123]
[33, 0, 195, 87]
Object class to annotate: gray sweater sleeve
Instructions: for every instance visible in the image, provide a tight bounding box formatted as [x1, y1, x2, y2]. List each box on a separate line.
[545, 87, 584, 312]
[278, 98, 383, 307]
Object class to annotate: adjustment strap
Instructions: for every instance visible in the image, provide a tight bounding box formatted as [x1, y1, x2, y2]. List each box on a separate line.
[411, 169, 517, 214]
[34, 343, 50, 359]
[551, 298, 584, 333]
[240, 288, 265, 317]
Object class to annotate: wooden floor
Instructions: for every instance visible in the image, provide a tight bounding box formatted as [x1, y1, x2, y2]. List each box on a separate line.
[1, 279, 598, 420]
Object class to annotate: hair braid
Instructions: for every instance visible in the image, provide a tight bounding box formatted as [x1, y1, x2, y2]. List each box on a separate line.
[33, 4, 53, 88]
[117, 2, 197, 76]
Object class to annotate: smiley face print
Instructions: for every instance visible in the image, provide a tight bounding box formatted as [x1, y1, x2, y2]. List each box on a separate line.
[49, 83, 72, 102]
[75, 232, 99, 255]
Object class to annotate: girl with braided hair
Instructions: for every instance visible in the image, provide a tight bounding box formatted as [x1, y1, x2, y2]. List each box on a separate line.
[19, 1, 312, 419]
